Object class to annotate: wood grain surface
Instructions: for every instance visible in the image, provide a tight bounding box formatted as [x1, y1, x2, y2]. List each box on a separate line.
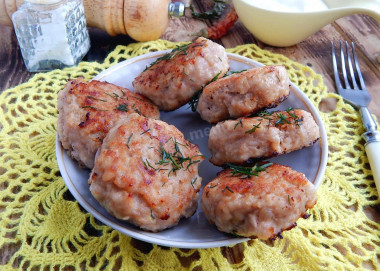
[1, 2, 379, 119]
[0, 0, 379, 266]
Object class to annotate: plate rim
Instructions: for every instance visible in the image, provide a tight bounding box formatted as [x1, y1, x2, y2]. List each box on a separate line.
[56, 50, 328, 248]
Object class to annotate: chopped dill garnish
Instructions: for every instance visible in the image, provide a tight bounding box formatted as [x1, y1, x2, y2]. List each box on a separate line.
[227, 162, 273, 179]
[188, 89, 202, 112]
[81, 105, 98, 110]
[286, 107, 303, 126]
[116, 103, 129, 112]
[132, 104, 141, 115]
[245, 122, 261, 134]
[255, 108, 303, 127]
[234, 119, 243, 129]
[191, 177, 198, 188]
[86, 95, 107, 102]
[186, 157, 203, 170]
[151, 210, 155, 219]
[81, 105, 108, 111]
[140, 128, 151, 136]
[188, 71, 220, 112]
[156, 143, 180, 170]
[223, 186, 234, 193]
[257, 110, 273, 116]
[155, 139, 202, 176]
[105, 92, 119, 100]
[145, 159, 157, 171]
[126, 133, 133, 149]
[223, 69, 247, 77]
[141, 157, 148, 170]
[275, 113, 291, 125]
[208, 184, 218, 189]
[145, 42, 204, 71]
[263, 116, 273, 127]
[210, 71, 221, 83]
[132, 95, 143, 101]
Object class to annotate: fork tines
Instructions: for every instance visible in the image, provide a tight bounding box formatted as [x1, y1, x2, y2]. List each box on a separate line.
[331, 40, 367, 92]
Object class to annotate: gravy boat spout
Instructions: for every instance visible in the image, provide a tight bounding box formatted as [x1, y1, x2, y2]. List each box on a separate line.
[233, 0, 380, 47]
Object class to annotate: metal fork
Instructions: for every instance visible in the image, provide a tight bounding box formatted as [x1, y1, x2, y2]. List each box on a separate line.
[331, 40, 380, 196]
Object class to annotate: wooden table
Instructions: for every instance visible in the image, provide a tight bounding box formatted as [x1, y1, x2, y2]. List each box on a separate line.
[0, 0, 379, 265]
[1, 7, 379, 119]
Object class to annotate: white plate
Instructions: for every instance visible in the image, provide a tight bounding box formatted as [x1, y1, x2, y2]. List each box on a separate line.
[56, 51, 328, 249]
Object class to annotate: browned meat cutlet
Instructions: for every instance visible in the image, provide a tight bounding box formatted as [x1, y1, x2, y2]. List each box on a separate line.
[197, 65, 290, 123]
[208, 109, 320, 166]
[89, 113, 204, 232]
[201, 162, 317, 240]
[132, 37, 229, 111]
[57, 78, 160, 169]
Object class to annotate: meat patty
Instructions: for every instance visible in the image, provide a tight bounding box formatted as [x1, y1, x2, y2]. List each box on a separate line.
[197, 65, 290, 123]
[201, 163, 317, 239]
[208, 109, 320, 166]
[57, 78, 160, 169]
[88, 113, 204, 232]
[132, 37, 229, 111]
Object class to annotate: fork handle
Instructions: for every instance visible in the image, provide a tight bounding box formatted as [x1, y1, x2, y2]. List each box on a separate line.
[364, 131, 380, 198]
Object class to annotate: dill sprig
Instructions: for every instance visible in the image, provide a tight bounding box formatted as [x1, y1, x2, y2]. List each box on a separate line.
[140, 128, 151, 136]
[116, 103, 129, 112]
[234, 119, 243, 129]
[190, 0, 227, 19]
[105, 92, 119, 100]
[126, 133, 133, 149]
[286, 107, 303, 126]
[155, 139, 202, 176]
[86, 95, 107, 102]
[245, 122, 261, 134]
[188, 89, 202, 112]
[274, 113, 291, 125]
[210, 71, 222, 83]
[227, 162, 273, 179]
[223, 69, 247, 77]
[257, 110, 273, 116]
[188, 71, 221, 112]
[81, 105, 98, 110]
[81, 105, 108, 112]
[223, 186, 234, 193]
[157, 143, 180, 172]
[256, 108, 303, 127]
[191, 177, 198, 188]
[145, 42, 204, 71]
[132, 104, 141, 115]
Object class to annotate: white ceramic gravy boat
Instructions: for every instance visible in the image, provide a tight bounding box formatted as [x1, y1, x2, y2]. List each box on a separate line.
[233, 0, 380, 47]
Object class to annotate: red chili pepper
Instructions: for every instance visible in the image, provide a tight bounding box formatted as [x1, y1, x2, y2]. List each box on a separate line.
[195, 8, 239, 40]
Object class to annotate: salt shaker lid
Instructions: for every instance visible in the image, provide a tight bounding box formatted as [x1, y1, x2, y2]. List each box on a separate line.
[168, 2, 185, 17]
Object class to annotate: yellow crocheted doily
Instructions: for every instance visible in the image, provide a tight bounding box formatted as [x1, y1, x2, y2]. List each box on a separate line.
[0, 40, 379, 271]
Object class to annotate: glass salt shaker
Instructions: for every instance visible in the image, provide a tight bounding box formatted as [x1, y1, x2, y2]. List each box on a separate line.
[12, 0, 90, 72]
